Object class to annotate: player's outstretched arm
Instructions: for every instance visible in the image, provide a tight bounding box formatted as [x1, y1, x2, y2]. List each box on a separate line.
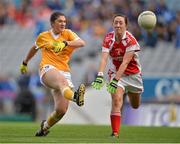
[91, 52, 109, 90]
[19, 45, 38, 74]
[48, 39, 85, 53]
[114, 51, 135, 80]
[66, 38, 85, 49]
[107, 51, 135, 93]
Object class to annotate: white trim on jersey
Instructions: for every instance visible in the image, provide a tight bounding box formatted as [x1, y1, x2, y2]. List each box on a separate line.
[102, 47, 110, 52]
[35, 42, 39, 49]
[50, 29, 80, 41]
[134, 52, 142, 73]
[122, 31, 127, 39]
[126, 44, 140, 52]
[109, 31, 115, 50]
[34, 42, 48, 50]
[50, 29, 60, 39]
[73, 37, 81, 41]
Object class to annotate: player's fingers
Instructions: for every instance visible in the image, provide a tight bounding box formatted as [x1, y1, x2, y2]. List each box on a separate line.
[101, 83, 104, 88]
[110, 87, 114, 93]
[107, 89, 111, 93]
[21, 70, 25, 74]
[92, 83, 96, 88]
[97, 84, 100, 90]
[112, 88, 115, 94]
[100, 84, 103, 89]
[95, 84, 99, 90]
[93, 84, 97, 89]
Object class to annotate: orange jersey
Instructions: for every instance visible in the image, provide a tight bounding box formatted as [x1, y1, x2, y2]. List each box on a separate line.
[35, 29, 79, 71]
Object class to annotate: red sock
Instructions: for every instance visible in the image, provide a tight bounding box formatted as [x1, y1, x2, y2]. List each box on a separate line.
[110, 112, 121, 134]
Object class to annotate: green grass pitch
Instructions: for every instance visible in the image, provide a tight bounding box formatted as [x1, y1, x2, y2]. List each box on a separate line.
[0, 122, 180, 143]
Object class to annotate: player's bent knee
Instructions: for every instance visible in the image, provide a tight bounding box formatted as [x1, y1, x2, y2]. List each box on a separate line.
[131, 102, 140, 109]
[112, 98, 123, 110]
[132, 105, 139, 109]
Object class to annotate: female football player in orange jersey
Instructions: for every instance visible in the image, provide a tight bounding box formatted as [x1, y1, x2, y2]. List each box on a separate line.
[91, 14, 144, 138]
[20, 11, 86, 136]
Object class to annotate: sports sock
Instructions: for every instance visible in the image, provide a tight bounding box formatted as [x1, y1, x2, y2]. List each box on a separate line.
[62, 87, 74, 101]
[110, 112, 121, 135]
[43, 111, 63, 131]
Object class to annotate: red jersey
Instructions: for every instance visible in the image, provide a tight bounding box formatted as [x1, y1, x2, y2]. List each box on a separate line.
[102, 31, 141, 75]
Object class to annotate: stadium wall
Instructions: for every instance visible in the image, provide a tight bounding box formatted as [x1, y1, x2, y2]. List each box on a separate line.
[123, 103, 180, 127]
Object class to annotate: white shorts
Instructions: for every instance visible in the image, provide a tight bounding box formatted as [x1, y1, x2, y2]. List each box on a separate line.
[108, 69, 144, 93]
[39, 64, 74, 88]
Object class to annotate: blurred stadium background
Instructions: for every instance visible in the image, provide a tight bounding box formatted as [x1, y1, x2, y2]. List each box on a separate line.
[0, 0, 180, 127]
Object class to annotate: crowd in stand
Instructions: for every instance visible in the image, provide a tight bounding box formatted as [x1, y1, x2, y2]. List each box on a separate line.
[0, 0, 180, 48]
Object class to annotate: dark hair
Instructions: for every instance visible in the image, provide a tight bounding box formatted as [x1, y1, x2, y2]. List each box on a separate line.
[113, 14, 128, 26]
[50, 11, 66, 24]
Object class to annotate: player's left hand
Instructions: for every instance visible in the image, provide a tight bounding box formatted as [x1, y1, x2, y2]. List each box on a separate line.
[91, 75, 104, 90]
[107, 78, 118, 94]
[20, 62, 28, 74]
[52, 41, 68, 53]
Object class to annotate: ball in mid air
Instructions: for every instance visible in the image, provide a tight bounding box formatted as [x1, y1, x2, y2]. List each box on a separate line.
[138, 11, 157, 30]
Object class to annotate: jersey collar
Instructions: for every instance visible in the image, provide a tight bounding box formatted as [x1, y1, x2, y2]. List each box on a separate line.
[50, 29, 60, 39]
[113, 30, 127, 40]
[121, 31, 127, 40]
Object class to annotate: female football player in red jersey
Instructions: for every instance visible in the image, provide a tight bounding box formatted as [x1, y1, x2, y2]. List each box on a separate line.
[92, 14, 144, 138]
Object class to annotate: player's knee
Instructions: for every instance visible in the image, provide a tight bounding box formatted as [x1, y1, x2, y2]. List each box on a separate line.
[114, 101, 120, 108]
[112, 99, 122, 109]
[131, 103, 140, 109]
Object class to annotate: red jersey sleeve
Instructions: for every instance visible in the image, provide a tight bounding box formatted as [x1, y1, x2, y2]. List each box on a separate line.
[102, 32, 114, 52]
[125, 32, 140, 52]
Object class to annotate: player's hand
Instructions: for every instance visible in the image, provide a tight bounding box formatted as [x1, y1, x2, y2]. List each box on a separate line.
[20, 62, 28, 74]
[107, 78, 118, 94]
[52, 41, 68, 53]
[91, 76, 104, 90]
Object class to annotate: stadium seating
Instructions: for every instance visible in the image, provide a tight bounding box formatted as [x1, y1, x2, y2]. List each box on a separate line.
[140, 41, 180, 76]
[0, 25, 180, 81]
[0, 25, 40, 75]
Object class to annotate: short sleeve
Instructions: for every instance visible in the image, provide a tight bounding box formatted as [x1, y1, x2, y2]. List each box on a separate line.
[68, 30, 79, 41]
[126, 38, 140, 52]
[102, 33, 114, 52]
[35, 34, 44, 49]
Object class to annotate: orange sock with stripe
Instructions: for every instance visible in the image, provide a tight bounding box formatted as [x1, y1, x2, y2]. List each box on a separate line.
[43, 111, 64, 131]
[62, 87, 74, 101]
